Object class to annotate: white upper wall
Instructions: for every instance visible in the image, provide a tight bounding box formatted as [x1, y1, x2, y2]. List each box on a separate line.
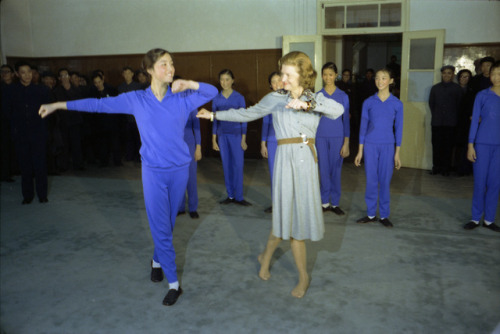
[1, 0, 499, 58]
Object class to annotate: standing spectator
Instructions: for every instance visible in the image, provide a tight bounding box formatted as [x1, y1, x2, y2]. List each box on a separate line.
[464, 61, 500, 233]
[3, 61, 50, 203]
[470, 56, 495, 94]
[41, 71, 57, 90]
[455, 69, 475, 176]
[117, 67, 142, 163]
[428, 65, 463, 176]
[1, 64, 16, 182]
[31, 66, 41, 85]
[337, 69, 357, 138]
[135, 69, 150, 89]
[52, 68, 84, 171]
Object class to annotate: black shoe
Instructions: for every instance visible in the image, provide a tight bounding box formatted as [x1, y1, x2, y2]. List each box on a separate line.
[22, 198, 33, 205]
[162, 287, 183, 306]
[429, 169, 440, 175]
[1, 178, 14, 183]
[463, 221, 479, 230]
[219, 197, 234, 204]
[264, 206, 272, 213]
[39, 198, 49, 203]
[441, 171, 450, 177]
[356, 216, 377, 223]
[482, 222, 500, 232]
[379, 218, 393, 228]
[322, 206, 330, 212]
[234, 199, 252, 206]
[150, 261, 164, 282]
[189, 211, 199, 219]
[330, 206, 345, 215]
[177, 211, 185, 217]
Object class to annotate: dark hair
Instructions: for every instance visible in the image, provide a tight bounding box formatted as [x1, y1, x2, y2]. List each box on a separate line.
[142, 48, 170, 71]
[457, 69, 472, 81]
[279, 51, 317, 91]
[376, 68, 395, 79]
[267, 71, 280, 85]
[366, 68, 375, 74]
[490, 61, 500, 75]
[122, 66, 134, 73]
[58, 68, 69, 77]
[321, 62, 338, 74]
[342, 69, 352, 75]
[69, 71, 80, 77]
[1, 64, 14, 72]
[41, 71, 55, 78]
[219, 69, 234, 80]
[91, 73, 103, 81]
[480, 56, 495, 65]
[15, 61, 32, 72]
[440, 65, 455, 73]
[92, 69, 104, 77]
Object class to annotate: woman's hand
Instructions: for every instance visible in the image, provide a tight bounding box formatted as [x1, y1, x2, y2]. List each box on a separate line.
[194, 145, 202, 161]
[261, 141, 268, 158]
[340, 139, 350, 158]
[197, 108, 212, 120]
[285, 99, 308, 110]
[467, 144, 476, 162]
[394, 153, 401, 170]
[354, 144, 364, 167]
[171, 80, 198, 93]
[38, 102, 66, 118]
[212, 134, 220, 152]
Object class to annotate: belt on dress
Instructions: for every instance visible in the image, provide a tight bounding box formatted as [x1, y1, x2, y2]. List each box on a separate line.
[277, 134, 317, 163]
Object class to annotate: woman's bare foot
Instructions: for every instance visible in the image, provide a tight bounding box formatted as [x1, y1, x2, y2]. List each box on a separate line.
[291, 275, 309, 298]
[258, 254, 271, 280]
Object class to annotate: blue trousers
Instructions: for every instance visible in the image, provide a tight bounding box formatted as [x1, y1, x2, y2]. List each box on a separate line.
[363, 143, 394, 218]
[316, 137, 344, 206]
[179, 142, 198, 213]
[267, 140, 277, 197]
[471, 144, 500, 222]
[218, 134, 244, 201]
[142, 164, 189, 283]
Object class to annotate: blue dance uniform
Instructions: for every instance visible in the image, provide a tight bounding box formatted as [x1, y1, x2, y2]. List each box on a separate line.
[359, 93, 403, 218]
[261, 114, 277, 194]
[179, 109, 202, 213]
[212, 91, 246, 201]
[316, 88, 350, 206]
[67, 83, 217, 284]
[468, 88, 500, 223]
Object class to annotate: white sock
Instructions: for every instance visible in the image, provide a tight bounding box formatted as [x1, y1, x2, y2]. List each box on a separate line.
[152, 259, 161, 268]
[471, 220, 479, 224]
[169, 281, 179, 290]
[322, 203, 330, 208]
[368, 215, 375, 219]
[484, 220, 492, 226]
[380, 217, 386, 220]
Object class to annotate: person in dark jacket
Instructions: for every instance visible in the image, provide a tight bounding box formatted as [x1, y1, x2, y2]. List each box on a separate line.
[428, 65, 463, 176]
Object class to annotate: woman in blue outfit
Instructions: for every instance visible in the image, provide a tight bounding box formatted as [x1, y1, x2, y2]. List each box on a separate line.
[464, 61, 500, 233]
[212, 69, 251, 206]
[39, 48, 218, 306]
[261, 71, 283, 213]
[354, 68, 403, 228]
[316, 62, 350, 215]
[178, 108, 202, 219]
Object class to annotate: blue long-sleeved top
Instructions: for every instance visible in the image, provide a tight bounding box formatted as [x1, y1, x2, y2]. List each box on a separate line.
[468, 88, 500, 146]
[212, 91, 246, 136]
[67, 83, 217, 168]
[261, 114, 276, 142]
[359, 93, 403, 146]
[184, 109, 201, 145]
[316, 87, 350, 138]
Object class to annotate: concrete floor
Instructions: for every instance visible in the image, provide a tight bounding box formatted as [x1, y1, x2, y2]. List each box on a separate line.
[1, 157, 499, 334]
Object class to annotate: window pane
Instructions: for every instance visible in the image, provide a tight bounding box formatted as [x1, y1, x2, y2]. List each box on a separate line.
[346, 5, 378, 28]
[289, 42, 316, 68]
[381, 3, 401, 27]
[408, 71, 434, 102]
[409, 38, 436, 69]
[325, 6, 344, 29]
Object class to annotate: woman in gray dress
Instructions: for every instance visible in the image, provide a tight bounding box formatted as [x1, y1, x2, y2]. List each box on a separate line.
[198, 52, 344, 298]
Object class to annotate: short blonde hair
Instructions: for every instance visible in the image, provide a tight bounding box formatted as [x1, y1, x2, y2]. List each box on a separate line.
[279, 51, 317, 91]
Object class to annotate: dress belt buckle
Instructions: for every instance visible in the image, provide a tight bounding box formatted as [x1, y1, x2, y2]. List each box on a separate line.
[300, 133, 309, 144]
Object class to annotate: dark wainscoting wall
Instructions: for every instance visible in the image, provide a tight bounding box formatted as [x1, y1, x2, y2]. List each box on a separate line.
[7, 48, 282, 158]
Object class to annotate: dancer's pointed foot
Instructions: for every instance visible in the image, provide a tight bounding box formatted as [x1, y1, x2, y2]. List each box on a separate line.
[291, 274, 309, 298]
[257, 254, 271, 281]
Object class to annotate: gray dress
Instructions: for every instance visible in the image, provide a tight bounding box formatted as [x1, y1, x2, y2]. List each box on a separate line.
[215, 91, 344, 241]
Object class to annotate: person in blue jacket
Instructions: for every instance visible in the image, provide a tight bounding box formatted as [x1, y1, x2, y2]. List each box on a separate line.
[464, 61, 500, 233]
[39, 48, 218, 306]
[316, 62, 350, 215]
[354, 68, 403, 228]
[212, 69, 251, 206]
[261, 71, 283, 213]
[178, 108, 202, 219]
